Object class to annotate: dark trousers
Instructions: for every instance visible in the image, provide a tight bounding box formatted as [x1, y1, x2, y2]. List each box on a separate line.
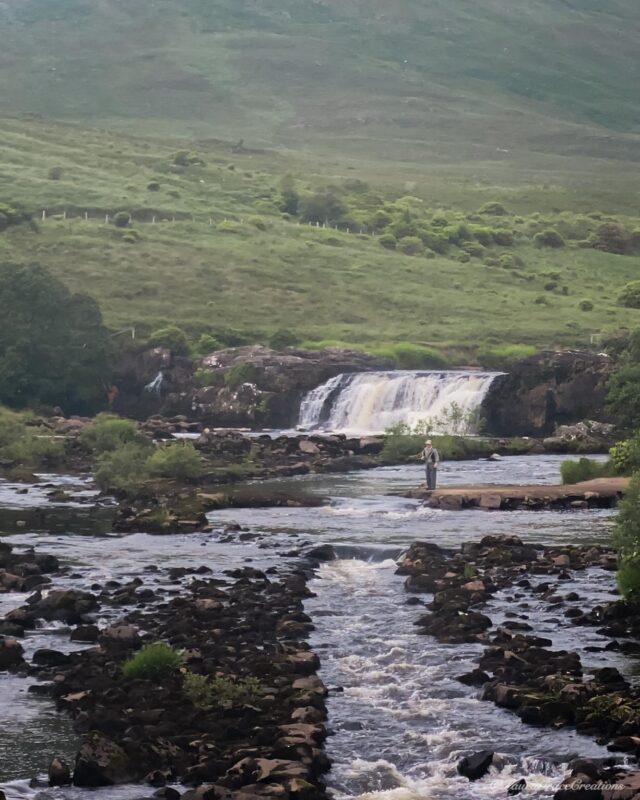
[426, 464, 437, 490]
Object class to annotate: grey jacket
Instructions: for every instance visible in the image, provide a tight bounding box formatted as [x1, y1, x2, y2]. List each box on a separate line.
[422, 446, 440, 467]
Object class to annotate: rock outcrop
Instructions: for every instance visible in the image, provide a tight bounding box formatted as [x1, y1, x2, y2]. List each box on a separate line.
[482, 350, 614, 436]
[113, 345, 390, 427]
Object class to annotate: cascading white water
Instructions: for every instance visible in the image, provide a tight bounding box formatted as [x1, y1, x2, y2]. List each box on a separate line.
[298, 371, 500, 434]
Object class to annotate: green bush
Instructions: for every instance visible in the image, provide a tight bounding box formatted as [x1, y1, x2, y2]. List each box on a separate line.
[608, 364, 640, 431]
[94, 443, 151, 491]
[299, 189, 349, 226]
[146, 180, 161, 191]
[578, 299, 594, 311]
[122, 642, 181, 680]
[373, 343, 448, 369]
[560, 457, 614, 485]
[398, 236, 423, 255]
[225, 363, 259, 389]
[248, 216, 266, 231]
[80, 414, 145, 453]
[618, 282, 640, 309]
[194, 368, 223, 388]
[148, 325, 190, 356]
[183, 672, 263, 710]
[113, 212, 131, 228]
[269, 328, 300, 350]
[48, 166, 64, 181]
[195, 333, 222, 355]
[610, 435, 640, 475]
[534, 229, 565, 248]
[492, 229, 515, 247]
[479, 202, 509, 216]
[378, 232, 397, 250]
[147, 443, 203, 480]
[613, 475, 640, 602]
[591, 222, 630, 255]
[0, 409, 64, 468]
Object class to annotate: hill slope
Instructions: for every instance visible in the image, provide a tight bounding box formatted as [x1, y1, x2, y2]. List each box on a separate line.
[2, 0, 640, 165]
[2, 118, 640, 358]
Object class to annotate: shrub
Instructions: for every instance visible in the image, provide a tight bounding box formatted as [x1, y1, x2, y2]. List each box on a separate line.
[80, 414, 145, 453]
[608, 364, 640, 431]
[591, 222, 630, 255]
[195, 333, 222, 355]
[194, 368, 223, 388]
[173, 150, 204, 167]
[269, 329, 300, 350]
[94, 443, 151, 491]
[225, 363, 259, 389]
[122, 642, 181, 680]
[492, 229, 515, 247]
[544, 281, 558, 292]
[613, 475, 640, 602]
[183, 672, 263, 710]
[463, 242, 486, 259]
[148, 325, 190, 356]
[248, 216, 266, 231]
[113, 212, 131, 228]
[0, 410, 64, 468]
[471, 227, 494, 247]
[457, 252, 471, 263]
[479, 202, 509, 216]
[147, 443, 203, 480]
[146, 181, 161, 192]
[578, 299, 594, 311]
[398, 236, 423, 255]
[618, 282, 640, 309]
[499, 253, 516, 268]
[378, 232, 397, 250]
[610, 435, 640, 475]
[534, 296, 548, 305]
[534, 229, 565, 248]
[48, 166, 64, 181]
[560, 457, 614, 485]
[373, 343, 448, 369]
[371, 210, 393, 231]
[298, 189, 349, 226]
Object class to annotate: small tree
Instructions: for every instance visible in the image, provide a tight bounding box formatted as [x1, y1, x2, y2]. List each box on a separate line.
[147, 325, 190, 356]
[534, 229, 565, 248]
[113, 212, 131, 228]
[618, 281, 640, 309]
[147, 443, 203, 480]
[299, 189, 349, 226]
[613, 475, 640, 603]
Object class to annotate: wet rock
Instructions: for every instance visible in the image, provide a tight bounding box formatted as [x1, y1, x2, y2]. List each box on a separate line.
[71, 625, 100, 643]
[73, 732, 138, 786]
[0, 636, 25, 669]
[99, 625, 142, 648]
[305, 545, 336, 562]
[31, 589, 99, 623]
[457, 750, 495, 781]
[48, 756, 72, 786]
[456, 669, 490, 686]
[33, 649, 72, 667]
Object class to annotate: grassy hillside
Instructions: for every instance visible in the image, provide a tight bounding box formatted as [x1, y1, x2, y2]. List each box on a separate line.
[2, 0, 640, 168]
[2, 118, 640, 360]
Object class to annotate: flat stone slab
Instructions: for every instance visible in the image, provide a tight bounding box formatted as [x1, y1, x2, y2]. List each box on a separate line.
[406, 477, 629, 511]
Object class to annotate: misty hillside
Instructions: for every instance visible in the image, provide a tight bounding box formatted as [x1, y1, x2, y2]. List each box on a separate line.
[2, 0, 640, 162]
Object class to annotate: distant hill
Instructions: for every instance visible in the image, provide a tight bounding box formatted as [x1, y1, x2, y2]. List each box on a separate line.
[2, 0, 640, 165]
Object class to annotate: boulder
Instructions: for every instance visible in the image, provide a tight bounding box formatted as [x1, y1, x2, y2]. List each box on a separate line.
[73, 732, 138, 786]
[48, 757, 72, 786]
[0, 637, 24, 669]
[457, 750, 495, 781]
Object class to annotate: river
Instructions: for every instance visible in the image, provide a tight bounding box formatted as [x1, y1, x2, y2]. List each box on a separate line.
[0, 454, 623, 800]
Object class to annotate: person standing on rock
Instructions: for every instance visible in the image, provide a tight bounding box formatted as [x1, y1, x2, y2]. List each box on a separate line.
[422, 439, 440, 490]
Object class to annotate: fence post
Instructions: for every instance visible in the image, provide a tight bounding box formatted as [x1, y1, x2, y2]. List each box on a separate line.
[105, 214, 109, 224]
[42, 210, 46, 221]
[85, 212, 88, 221]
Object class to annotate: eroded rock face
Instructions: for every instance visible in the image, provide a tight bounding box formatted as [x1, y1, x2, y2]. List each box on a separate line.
[113, 345, 391, 427]
[482, 350, 614, 436]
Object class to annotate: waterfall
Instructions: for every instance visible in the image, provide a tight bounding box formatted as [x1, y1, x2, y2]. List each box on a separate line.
[297, 371, 500, 434]
[144, 370, 164, 395]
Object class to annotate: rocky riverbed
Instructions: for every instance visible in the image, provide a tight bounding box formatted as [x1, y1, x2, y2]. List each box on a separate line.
[1, 455, 639, 800]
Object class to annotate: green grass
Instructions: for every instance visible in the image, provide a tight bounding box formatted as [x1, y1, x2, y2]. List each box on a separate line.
[2, 0, 640, 172]
[2, 118, 640, 355]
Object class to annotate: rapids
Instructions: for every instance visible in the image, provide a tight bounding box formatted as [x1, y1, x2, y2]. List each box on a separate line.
[0, 453, 623, 800]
